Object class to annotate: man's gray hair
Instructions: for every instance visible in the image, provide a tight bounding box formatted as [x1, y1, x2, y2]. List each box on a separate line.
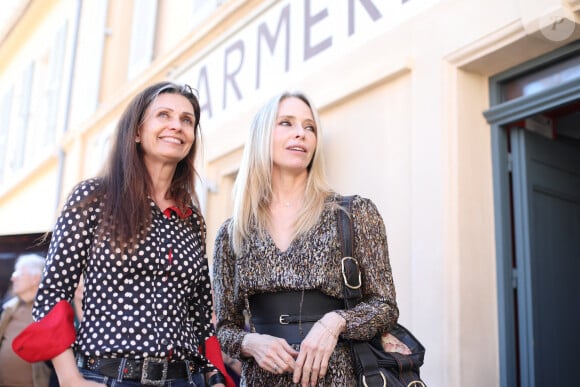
[15, 253, 46, 276]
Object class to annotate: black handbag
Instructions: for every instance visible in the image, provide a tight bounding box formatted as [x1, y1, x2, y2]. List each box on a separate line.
[337, 196, 427, 387]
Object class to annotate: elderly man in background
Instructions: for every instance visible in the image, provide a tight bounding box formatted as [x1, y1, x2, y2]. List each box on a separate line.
[0, 253, 51, 387]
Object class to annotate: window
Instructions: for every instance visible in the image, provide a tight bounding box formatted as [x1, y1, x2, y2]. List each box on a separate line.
[68, 0, 108, 129]
[0, 87, 14, 185]
[128, 0, 158, 79]
[501, 55, 580, 102]
[44, 22, 68, 146]
[26, 23, 67, 163]
[8, 62, 35, 172]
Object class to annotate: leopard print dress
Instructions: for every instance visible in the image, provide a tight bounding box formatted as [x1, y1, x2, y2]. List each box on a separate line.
[212, 195, 399, 386]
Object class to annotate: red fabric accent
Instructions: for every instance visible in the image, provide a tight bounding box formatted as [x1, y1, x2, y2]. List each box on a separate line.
[168, 246, 173, 266]
[163, 206, 193, 219]
[200, 336, 236, 387]
[12, 300, 76, 362]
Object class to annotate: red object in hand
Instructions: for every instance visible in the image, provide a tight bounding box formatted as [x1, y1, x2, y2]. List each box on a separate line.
[12, 300, 76, 362]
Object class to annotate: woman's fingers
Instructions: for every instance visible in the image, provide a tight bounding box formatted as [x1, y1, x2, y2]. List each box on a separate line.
[292, 349, 313, 386]
[271, 337, 298, 373]
[246, 334, 298, 373]
[293, 321, 338, 385]
[317, 349, 332, 379]
[276, 346, 298, 373]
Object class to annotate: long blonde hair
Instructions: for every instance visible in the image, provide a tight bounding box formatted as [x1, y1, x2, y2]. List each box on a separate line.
[229, 91, 333, 254]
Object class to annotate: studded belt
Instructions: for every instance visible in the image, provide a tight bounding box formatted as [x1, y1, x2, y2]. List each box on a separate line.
[77, 355, 200, 386]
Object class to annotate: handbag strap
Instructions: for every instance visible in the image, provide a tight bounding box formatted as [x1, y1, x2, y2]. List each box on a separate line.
[337, 196, 387, 386]
[337, 196, 426, 386]
[337, 196, 362, 309]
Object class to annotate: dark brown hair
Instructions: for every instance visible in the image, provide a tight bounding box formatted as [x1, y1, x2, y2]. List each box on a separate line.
[95, 81, 202, 247]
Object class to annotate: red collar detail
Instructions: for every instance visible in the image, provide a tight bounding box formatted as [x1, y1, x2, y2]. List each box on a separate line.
[163, 206, 193, 219]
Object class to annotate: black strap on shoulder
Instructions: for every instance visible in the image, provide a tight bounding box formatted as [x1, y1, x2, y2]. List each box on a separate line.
[336, 196, 362, 309]
[337, 196, 354, 258]
[337, 196, 388, 386]
[338, 196, 425, 386]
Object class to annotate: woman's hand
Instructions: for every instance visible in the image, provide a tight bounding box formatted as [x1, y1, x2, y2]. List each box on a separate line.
[293, 312, 345, 387]
[241, 333, 299, 374]
[52, 349, 106, 387]
[59, 378, 106, 387]
[56, 367, 106, 387]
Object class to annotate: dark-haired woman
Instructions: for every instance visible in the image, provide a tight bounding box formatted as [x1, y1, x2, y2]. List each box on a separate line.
[17, 82, 231, 387]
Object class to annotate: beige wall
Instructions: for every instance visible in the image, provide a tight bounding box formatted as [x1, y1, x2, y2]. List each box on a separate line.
[1, 0, 579, 385]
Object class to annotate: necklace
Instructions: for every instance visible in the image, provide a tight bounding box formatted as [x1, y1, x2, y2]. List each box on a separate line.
[273, 197, 302, 208]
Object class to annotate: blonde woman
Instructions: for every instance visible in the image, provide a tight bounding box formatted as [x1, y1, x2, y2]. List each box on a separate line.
[212, 92, 399, 386]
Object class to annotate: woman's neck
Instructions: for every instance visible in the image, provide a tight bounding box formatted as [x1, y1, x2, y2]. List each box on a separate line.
[271, 170, 307, 208]
[146, 164, 177, 209]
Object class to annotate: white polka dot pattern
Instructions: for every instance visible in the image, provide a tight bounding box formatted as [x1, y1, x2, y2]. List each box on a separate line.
[33, 179, 216, 368]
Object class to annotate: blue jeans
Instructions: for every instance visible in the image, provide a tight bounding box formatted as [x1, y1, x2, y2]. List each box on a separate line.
[79, 368, 205, 387]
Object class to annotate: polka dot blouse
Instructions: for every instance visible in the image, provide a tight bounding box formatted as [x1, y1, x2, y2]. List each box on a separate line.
[33, 179, 217, 369]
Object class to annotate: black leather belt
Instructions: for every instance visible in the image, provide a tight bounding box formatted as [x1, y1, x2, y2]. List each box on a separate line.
[249, 290, 343, 344]
[77, 355, 199, 386]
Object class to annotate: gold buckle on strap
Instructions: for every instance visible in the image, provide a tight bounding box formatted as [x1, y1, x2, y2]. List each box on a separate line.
[341, 257, 361, 289]
[362, 371, 386, 387]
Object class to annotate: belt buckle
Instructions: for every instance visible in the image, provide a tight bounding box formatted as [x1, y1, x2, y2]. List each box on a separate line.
[141, 357, 168, 386]
[279, 314, 290, 324]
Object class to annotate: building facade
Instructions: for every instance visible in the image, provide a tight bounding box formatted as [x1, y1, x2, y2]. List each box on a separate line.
[1, 1, 579, 386]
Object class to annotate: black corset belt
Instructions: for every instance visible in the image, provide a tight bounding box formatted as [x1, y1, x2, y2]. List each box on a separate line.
[248, 290, 343, 344]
